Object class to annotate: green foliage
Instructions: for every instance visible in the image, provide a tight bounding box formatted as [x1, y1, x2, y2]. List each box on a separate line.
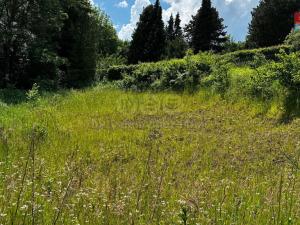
[0, 0, 120, 89]
[285, 30, 300, 51]
[274, 51, 300, 91]
[249, 64, 281, 100]
[185, 0, 227, 53]
[103, 44, 300, 120]
[247, 0, 300, 47]
[26, 0, 66, 89]
[165, 13, 188, 59]
[222, 45, 291, 65]
[128, 0, 166, 64]
[121, 63, 166, 91]
[166, 14, 175, 41]
[95, 9, 120, 56]
[99, 64, 139, 81]
[118, 53, 213, 92]
[0, 0, 36, 88]
[59, 0, 98, 88]
[26, 83, 40, 102]
[202, 60, 231, 94]
[96, 55, 127, 78]
[0, 87, 300, 224]
[165, 38, 188, 59]
[222, 36, 246, 53]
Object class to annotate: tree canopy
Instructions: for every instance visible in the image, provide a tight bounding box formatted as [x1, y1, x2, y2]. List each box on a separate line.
[247, 0, 300, 48]
[0, 0, 120, 89]
[165, 13, 187, 59]
[185, 0, 227, 53]
[128, 0, 166, 64]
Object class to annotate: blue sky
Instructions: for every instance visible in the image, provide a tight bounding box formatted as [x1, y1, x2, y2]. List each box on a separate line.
[93, 0, 260, 41]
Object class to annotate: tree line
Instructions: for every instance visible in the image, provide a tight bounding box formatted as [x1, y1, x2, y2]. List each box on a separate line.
[129, 0, 300, 64]
[0, 0, 120, 89]
[1, 0, 300, 89]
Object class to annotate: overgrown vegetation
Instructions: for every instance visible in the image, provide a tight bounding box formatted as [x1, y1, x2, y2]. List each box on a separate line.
[97, 43, 300, 121]
[0, 87, 299, 224]
[1, 0, 300, 224]
[247, 0, 300, 48]
[0, 0, 123, 89]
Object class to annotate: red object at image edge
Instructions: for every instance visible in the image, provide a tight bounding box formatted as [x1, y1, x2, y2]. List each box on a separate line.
[295, 12, 300, 24]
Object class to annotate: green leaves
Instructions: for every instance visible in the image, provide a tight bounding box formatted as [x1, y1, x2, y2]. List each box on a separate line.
[247, 0, 300, 47]
[185, 0, 227, 53]
[128, 1, 166, 64]
[285, 31, 300, 52]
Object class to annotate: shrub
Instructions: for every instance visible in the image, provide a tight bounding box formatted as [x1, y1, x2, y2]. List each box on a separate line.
[118, 53, 214, 92]
[120, 63, 165, 91]
[202, 60, 232, 94]
[284, 30, 300, 52]
[226, 67, 256, 97]
[222, 45, 291, 65]
[274, 51, 300, 91]
[271, 51, 300, 118]
[98, 64, 139, 81]
[249, 63, 281, 100]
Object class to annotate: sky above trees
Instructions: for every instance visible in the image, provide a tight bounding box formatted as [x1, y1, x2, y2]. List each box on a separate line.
[94, 0, 260, 41]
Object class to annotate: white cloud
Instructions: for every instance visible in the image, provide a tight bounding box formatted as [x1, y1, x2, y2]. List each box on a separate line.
[118, 0, 151, 40]
[117, 0, 129, 8]
[118, 0, 260, 41]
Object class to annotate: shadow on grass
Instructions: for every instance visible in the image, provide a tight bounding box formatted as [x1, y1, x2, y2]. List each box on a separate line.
[0, 87, 83, 106]
[0, 89, 27, 105]
[279, 91, 300, 124]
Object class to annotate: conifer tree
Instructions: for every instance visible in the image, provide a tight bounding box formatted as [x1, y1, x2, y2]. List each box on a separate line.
[185, 0, 227, 53]
[174, 13, 183, 37]
[247, 0, 300, 47]
[147, 0, 166, 62]
[128, 0, 166, 64]
[166, 14, 175, 41]
[165, 13, 187, 59]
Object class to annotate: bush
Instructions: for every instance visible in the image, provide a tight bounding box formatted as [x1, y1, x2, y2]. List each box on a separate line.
[274, 51, 300, 91]
[249, 63, 281, 100]
[118, 53, 214, 92]
[222, 45, 291, 65]
[270, 51, 300, 119]
[202, 60, 232, 94]
[284, 30, 300, 52]
[98, 64, 139, 81]
[120, 63, 166, 91]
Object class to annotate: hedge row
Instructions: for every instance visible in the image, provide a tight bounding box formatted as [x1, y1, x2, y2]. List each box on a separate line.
[221, 45, 291, 65]
[97, 64, 139, 81]
[97, 45, 291, 81]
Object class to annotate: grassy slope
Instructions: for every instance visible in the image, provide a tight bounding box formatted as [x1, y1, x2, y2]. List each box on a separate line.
[0, 86, 299, 224]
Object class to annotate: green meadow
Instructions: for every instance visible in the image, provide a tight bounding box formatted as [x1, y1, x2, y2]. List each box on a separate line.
[0, 86, 299, 224]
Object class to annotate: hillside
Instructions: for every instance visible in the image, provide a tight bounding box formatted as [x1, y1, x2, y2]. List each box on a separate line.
[0, 86, 299, 224]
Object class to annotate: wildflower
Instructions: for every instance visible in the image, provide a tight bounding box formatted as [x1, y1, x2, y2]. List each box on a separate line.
[20, 205, 29, 211]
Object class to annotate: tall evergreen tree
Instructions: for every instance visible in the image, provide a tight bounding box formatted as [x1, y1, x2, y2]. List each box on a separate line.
[185, 0, 227, 53]
[128, 0, 166, 64]
[147, 0, 166, 62]
[174, 13, 183, 37]
[247, 0, 300, 48]
[165, 13, 187, 59]
[166, 14, 175, 41]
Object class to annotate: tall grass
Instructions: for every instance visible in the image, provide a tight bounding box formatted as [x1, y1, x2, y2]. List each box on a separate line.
[0, 86, 299, 224]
